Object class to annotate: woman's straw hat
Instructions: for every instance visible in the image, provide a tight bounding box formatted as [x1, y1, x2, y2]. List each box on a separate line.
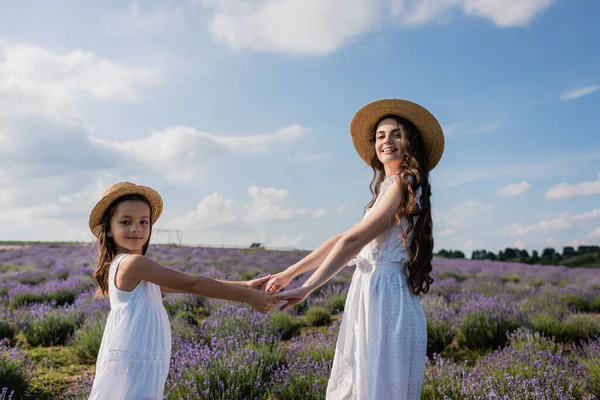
[88, 182, 163, 237]
[350, 99, 445, 171]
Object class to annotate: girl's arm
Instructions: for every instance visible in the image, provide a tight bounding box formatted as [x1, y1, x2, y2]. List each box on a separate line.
[161, 276, 270, 294]
[119, 255, 277, 313]
[275, 180, 403, 308]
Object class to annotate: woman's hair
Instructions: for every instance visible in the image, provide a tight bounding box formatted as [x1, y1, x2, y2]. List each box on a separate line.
[365, 115, 434, 296]
[91, 194, 153, 297]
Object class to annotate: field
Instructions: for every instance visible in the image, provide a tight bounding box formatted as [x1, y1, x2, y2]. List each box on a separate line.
[1, 243, 600, 399]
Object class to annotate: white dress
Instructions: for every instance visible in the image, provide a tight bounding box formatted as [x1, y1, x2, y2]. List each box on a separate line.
[326, 176, 427, 400]
[89, 254, 172, 400]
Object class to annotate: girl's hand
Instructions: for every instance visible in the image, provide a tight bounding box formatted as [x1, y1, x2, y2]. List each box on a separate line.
[273, 286, 313, 311]
[265, 270, 294, 293]
[246, 274, 271, 291]
[248, 290, 278, 314]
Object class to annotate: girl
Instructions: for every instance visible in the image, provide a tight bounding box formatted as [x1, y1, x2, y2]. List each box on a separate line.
[87, 182, 277, 400]
[269, 99, 444, 400]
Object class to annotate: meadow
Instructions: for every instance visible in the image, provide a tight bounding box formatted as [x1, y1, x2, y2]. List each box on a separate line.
[1, 243, 599, 399]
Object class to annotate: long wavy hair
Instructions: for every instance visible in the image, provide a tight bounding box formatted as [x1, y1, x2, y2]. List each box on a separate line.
[365, 115, 434, 296]
[91, 194, 154, 297]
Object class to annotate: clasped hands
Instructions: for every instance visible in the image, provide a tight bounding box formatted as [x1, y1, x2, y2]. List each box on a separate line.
[245, 270, 312, 313]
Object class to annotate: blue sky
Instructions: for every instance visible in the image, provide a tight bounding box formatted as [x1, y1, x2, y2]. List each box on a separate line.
[0, 0, 598, 255]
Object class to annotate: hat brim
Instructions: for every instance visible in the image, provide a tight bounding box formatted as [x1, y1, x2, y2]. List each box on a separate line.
[88, 183, 163, 238]
[350, 99, 444, 171]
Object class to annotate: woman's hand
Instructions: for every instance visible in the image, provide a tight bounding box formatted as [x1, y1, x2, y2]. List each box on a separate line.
[246, 274, 272, 291]
[273, 286, 313, 311]
[264, 270, 295, 293]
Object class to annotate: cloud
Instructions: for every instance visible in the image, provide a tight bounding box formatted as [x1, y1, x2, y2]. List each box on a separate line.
[588, 227, 600, 239]
[497, 181, 531, 196]
[435, 199, 493, 228]
[200, 0, 555, 55]
[444, 121, 501, 138]
[438, 228, 455, 236]
[90, 124, 308, 181]
[545, 172, 600, 200]
[166, 185, 324, 231]
[269, 234, 305, 248]
[464, 239, 474, 248]
[437, 151, 600, 188]
[0, 116, 117, 174]
[202, 0, 379, 55]
[503, 208, 600, 237]
[560, 84, 599, 101]
[0, 43, 158, 121]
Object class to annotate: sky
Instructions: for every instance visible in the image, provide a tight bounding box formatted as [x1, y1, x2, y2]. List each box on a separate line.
[0, 0, 598, 255]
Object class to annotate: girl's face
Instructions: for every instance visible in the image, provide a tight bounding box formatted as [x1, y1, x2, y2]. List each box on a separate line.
[375, 117, 403, 168]
[108, 200, 151, 255]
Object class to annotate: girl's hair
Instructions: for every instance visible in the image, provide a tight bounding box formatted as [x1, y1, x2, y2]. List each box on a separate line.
[91, 194, 154, 297]
[366, 115, 434, 296]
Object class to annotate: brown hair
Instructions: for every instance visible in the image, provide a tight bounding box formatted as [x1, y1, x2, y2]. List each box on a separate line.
[91, 194, 153, 297]
[366, 115, 434, 296]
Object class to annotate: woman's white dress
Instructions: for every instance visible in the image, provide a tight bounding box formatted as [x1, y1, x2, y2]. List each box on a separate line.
[326, 176, 428, 400]
[89, 253, 171, 400]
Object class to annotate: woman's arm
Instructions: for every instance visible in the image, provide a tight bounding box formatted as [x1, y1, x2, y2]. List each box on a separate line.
[275, 180, 403, 309]
[302, 182, 402, 290]
[264, 232, 346, 292]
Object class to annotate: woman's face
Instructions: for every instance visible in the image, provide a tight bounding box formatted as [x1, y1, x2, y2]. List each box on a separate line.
[374, 117, 403, 168]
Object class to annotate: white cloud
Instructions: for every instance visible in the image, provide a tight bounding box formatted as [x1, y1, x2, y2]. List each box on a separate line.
[497, 181, 531, 196]
[201, 0, 555, 55]
[269, 234, 305, 248]
[567, 238, 590, 247]
[571, 209, 600, 221]
[513, 239, 525, 249]
[545, 172, 600, 200]
[166, 185, 324, 231]
[464, 239, 474, 248]
[560, 84, 599, 101]
[435, 199, 493, 228]
[90, 124, 308, 181]
[203, 0, 379, 55]
[588, 227, 600, 239]
[0, 43, 158, 121]
[438, 228, 455, 236]
[503, 208, 600, 237]
[504, 216, 571, 236]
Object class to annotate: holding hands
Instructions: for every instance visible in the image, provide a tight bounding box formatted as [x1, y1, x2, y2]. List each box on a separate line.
[264, 268, 315, 312]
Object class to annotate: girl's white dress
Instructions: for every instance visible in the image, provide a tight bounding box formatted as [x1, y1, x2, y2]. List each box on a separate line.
[89, 253, 171, 400]
[326, 176, 428, 400]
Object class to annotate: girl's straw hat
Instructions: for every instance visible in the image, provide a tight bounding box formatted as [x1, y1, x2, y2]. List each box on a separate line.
[350, 99, 445, 171]
[88, 182, 163, 237]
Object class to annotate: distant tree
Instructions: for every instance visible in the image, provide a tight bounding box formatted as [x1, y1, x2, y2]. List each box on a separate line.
[437, 249, 450, 258]
[562, 246, 577, 257]
[541, 248, 556, 264]
[488, 252, 497, 261]
[471, 250, 489, 260]
[578, 245, 600, 254]
[530, 250, 540, 264]
[450, 250, 465, 259]
[519, 249, 531, 264]
[504, 248, 519, 260]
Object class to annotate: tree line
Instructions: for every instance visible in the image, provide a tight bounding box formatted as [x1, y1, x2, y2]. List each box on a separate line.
[435, 245, 600, 267]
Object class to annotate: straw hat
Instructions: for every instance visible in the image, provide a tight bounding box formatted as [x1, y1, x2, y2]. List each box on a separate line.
[88, 182, 163, 237]
[350, 99, 445, 171]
